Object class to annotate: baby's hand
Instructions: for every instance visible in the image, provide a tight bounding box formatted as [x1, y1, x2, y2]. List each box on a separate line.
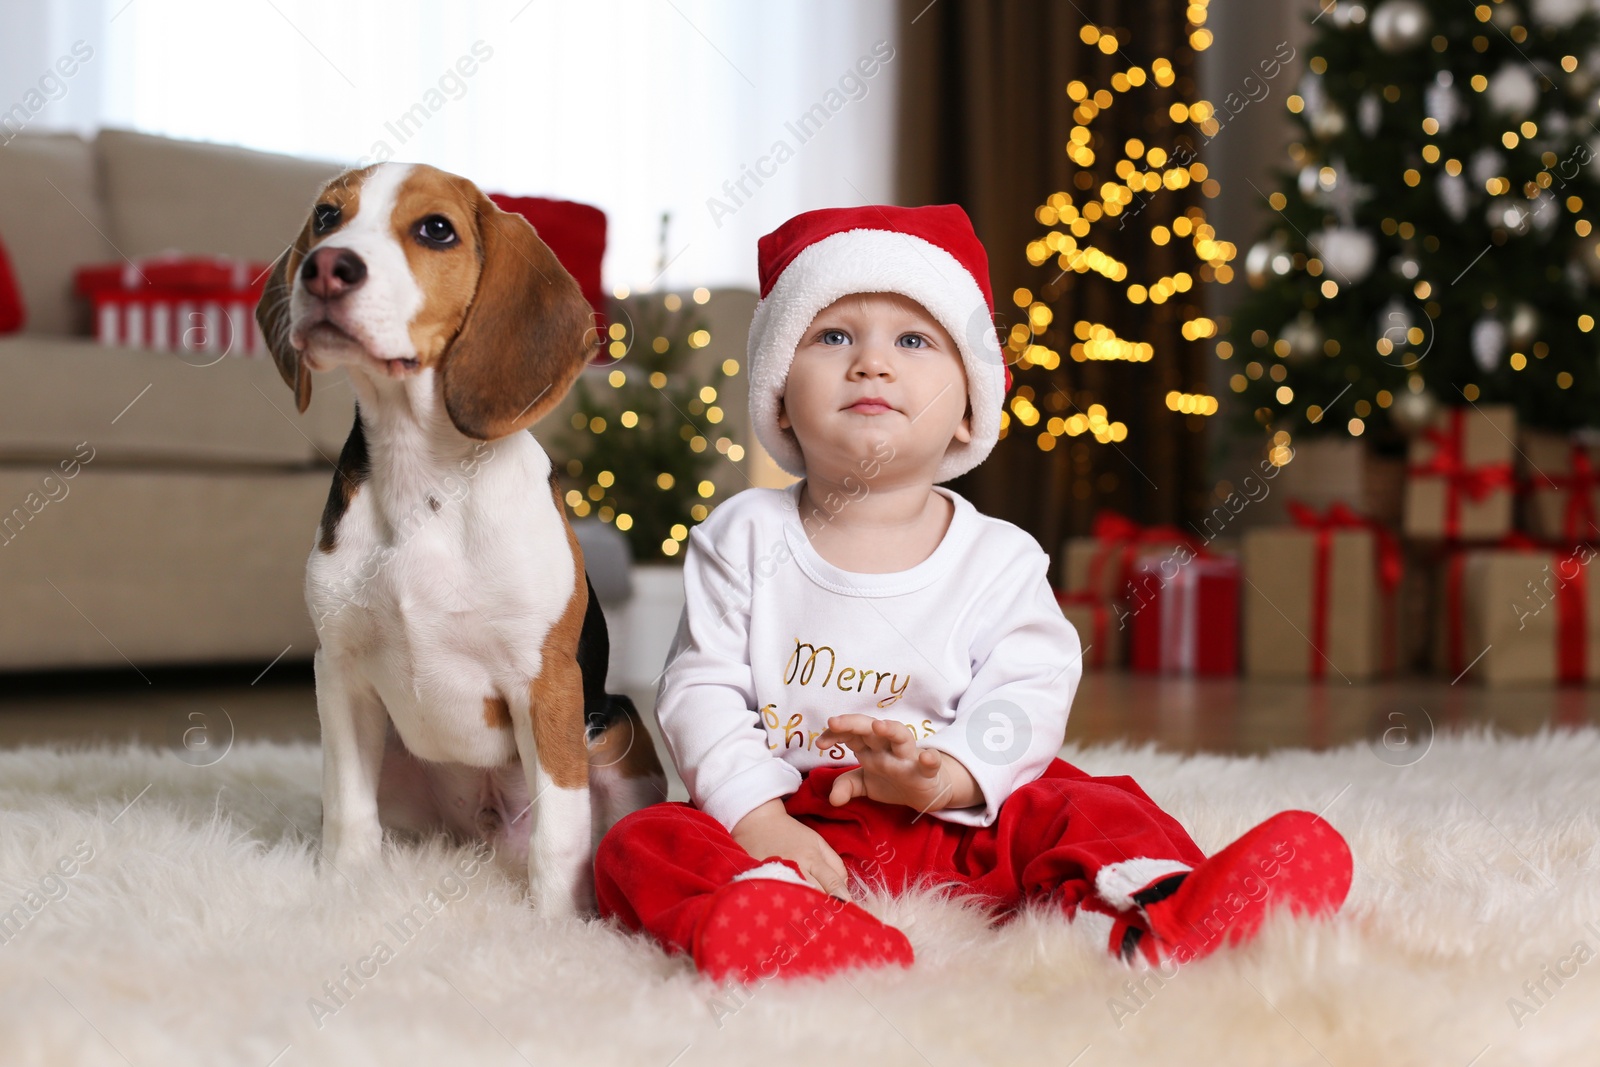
[818, 714, 982, 815]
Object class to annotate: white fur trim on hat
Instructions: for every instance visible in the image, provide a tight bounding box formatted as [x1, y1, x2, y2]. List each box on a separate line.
[747, 228, 1006, 484]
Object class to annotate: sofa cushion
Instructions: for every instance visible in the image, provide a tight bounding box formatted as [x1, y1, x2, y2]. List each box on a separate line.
[96, 127, 344, 262]
[0, 131, 119, 335]
[0, 337, 354, 466]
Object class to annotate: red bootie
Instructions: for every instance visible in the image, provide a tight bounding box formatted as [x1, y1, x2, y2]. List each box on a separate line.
[1136, 811, 1351, 963]
[691, 866, 914, 983]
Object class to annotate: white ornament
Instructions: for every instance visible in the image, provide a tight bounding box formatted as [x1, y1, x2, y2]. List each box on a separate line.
[1312, 227, 1378, 282]
[1486, 64, 1540, 118]
[1471, 316, 1507, 372]
[1329, 1, 1369, 28]
[1437, 172, 1470, 222]
[1377, 300, 1416, 353]
[1426, 73, 1463, 133]
[1370, 0, 1431, 52]
[1279, 314, 1325, 364]
[1531, 0, 1588, 28]
[1530, 191, 1559, 233]
[1486, 199, 1533, 235]
[1491, 3, 1523, 29]
[1358, 93, 1382, 136]
[1390, 388, 1440, 435]
[1469, 149, 1505, 188]
[1245, 232, 1292, 289]
[1508, 302, 1541, 346]
[1311, 103, 1348, 140]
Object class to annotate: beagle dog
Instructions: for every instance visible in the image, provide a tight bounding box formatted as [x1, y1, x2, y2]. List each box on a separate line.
[256, 162, 666, 917]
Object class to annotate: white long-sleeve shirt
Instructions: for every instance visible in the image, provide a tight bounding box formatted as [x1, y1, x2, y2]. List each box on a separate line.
[654, 482, 1082, 832]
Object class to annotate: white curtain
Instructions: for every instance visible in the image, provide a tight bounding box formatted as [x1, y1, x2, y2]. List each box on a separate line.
[2, 0, 900, 290]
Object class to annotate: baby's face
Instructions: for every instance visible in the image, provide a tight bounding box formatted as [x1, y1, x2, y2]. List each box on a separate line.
[778, 292, 971, 481]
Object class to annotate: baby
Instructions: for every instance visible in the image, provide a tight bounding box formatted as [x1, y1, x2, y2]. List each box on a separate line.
[593, 205, 1352, 983]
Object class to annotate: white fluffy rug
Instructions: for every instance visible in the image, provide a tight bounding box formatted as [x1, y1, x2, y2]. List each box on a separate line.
[2, 729, 1598, 1066]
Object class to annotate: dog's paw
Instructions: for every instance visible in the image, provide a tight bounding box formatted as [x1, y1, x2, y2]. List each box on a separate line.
[322, 822, 383, 872]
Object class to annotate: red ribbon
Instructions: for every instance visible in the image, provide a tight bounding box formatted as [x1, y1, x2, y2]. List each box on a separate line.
[1286, 501, 1404, 679]
[1408, 408, 1514, 538]
[1085, 511, 1199, 600]
[1444, 534, 1590, 683]
[1532, 445, 1600, 543]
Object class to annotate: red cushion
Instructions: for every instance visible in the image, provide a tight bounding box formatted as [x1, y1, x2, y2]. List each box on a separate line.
[487, 194, 607, 318]
[0, 233, 24, 334]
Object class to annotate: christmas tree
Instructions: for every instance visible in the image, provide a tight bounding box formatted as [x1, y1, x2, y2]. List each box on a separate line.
[1226, 0, 1600, 456]
[557, 287, 742, 561]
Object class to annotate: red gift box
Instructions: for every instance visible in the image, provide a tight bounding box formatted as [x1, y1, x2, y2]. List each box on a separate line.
[74, 254, 273, 356]
[1127, 551, 1239, 675]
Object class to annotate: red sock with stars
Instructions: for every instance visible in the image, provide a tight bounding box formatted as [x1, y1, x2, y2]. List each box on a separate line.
[690, 861, 914, 982]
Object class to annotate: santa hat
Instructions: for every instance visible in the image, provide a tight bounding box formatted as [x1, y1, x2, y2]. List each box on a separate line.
[747, 204, 1012, 483]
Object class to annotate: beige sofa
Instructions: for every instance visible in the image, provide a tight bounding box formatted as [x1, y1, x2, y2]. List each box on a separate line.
[0, 128, 763, 673]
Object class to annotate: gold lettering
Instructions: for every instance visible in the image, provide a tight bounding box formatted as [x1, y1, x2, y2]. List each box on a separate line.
[876, 673, 911, 708]
[836, 667, 856, 690]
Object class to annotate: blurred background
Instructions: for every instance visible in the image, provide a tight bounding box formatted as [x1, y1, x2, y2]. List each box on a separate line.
[1, 0, 1595, 762]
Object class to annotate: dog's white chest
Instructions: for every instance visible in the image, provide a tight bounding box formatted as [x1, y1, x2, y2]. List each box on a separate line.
[308, 426, 574, 766]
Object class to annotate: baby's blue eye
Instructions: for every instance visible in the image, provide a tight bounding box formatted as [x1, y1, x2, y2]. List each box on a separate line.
[819, 328, 849, 345]
[897, 333, 928, 349]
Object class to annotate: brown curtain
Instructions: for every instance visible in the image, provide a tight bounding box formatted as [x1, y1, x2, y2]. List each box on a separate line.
[898, 0, 1210, 563]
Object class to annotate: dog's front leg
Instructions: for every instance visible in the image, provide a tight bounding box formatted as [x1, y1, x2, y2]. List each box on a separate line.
[314, 647, 390, 870]
[514, 661, 594, 918]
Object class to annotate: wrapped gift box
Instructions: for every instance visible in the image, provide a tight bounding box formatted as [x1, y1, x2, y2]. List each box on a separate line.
[1522, 430, 1600, 545]
[1274, 437, 1406, 529]
[1058, 511, 1195, 602]
[1438, 543, 1600, 686]
[1054, 589, 1124, 670]
[1403, 405, 1516, 540]
[75, 254, 273, 356]
[1126, 552, 1239, 675]
[1242, 505, 1401, 681]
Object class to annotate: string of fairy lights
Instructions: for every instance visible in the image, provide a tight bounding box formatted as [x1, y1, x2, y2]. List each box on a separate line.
[1003, 3, 1227, 454]
[563, 285, 746, 559]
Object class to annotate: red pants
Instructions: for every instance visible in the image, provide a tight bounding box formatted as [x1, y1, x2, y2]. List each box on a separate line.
[594, 758, 1207, 955]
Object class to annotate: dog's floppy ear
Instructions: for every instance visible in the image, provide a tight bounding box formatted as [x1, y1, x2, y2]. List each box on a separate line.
[256, 243, 313, 414]
[442, 193, 595, 440]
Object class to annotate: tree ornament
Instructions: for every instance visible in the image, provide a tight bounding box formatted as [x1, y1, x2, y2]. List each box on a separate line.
[1370, 0, 1431, 52]
[1471, 316, 1507, 372]
[1317, 157, 1373, 224]
[1507, 302, 1540, 347]
[1245, 232, 1292, 289]
[1489, 3, 1523, 30]
[1390, 247, 1421, 280]
[1310, 102, 1348, 140]
[1531, 0, 1587, 29]
[1437, 171, 1470, 222]
[1279, 313, 1325, 364]
[1469, 149, 1505, 188]
[1329, 1, 1369, 28]
[1389, 387, 1440, 434]
[1486, 63, 1540, 118]
[1358, 92, 1382, 137]
[1530, 191, 1559, 233]
[1312, 226, 1378, 282]
[1377, 299, 1416, 353]
[1575, 232, 1600, 286]
[1425, 72, 1463, 132]
[1486, 198, 1533, 235]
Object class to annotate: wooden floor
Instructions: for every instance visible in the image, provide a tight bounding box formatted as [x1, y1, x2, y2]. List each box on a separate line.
[0, 661, 1593, 759]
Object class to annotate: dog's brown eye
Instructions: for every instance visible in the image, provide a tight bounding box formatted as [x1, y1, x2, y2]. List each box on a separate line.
[313, 203, 341, 234]
[416, 215, 458, 247]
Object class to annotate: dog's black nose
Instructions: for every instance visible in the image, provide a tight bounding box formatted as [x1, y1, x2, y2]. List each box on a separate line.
[301, 247, 367, 300]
